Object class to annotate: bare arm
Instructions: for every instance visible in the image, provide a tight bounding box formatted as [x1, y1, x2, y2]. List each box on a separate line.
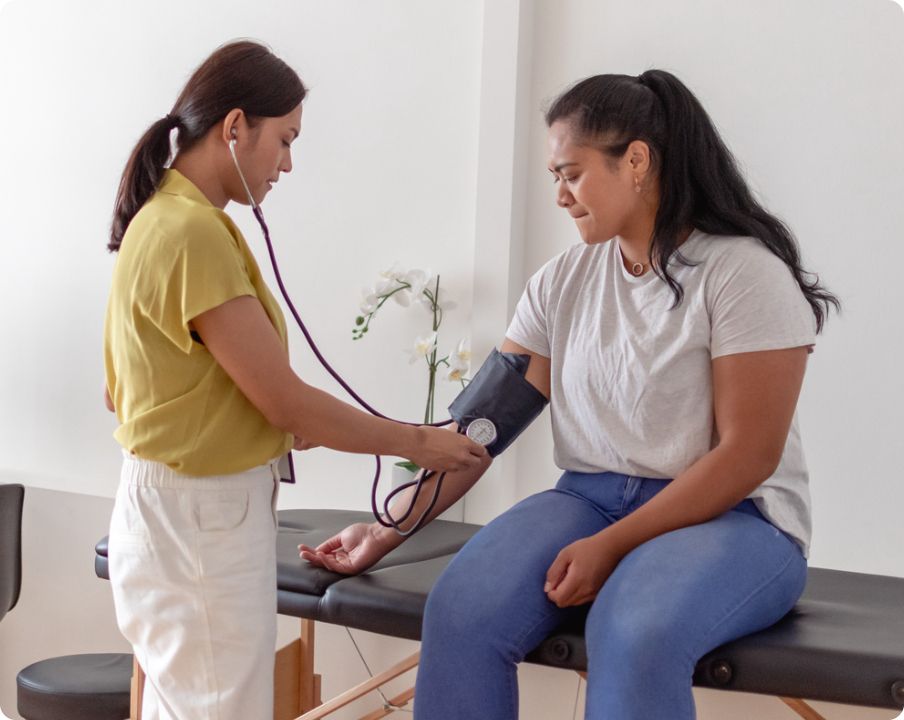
[601, 346, 809, 556]
[191, 295, 486, 471]
[545, 345, 809, 607]
[300, 338, 551, 571]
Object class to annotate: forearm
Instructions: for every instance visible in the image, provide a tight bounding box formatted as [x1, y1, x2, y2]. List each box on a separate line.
[602, 443, 775, 558]
[372, 452, 493, 552]
[275, 381, 419, 458]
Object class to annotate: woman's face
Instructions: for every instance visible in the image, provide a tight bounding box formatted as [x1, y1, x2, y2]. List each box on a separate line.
[234, 103, 303, 206]
[546, 120, 646, 245]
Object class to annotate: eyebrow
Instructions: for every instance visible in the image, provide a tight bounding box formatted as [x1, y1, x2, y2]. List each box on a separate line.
[550, 162, 579, 173]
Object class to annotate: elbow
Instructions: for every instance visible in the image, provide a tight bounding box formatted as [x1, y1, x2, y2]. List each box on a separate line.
[753, 455, 781, 482]
[745, 448, 782, 485]
[720, 441, 782, 483]
[262, 381, 312, 439]
[265, 403, 298, 437]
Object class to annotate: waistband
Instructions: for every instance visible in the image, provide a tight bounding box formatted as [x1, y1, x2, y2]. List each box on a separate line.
[558, 470, 767, 523]
[120, 449, 280, 489]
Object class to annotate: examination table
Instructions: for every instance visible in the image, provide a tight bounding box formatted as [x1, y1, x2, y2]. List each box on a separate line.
[95, 509, 904, 720]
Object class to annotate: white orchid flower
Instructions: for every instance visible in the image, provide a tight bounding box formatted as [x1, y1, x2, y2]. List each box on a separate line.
[417, 286, 457, 313]
[374, 276, 395, 295]
[445, 364, 468, 382]
[359, 287, 379, 315]
[379, 262, 405, 282]
[451, 338, 471, 366]
[436, 287, 458, 311]
[406, 332, 438, 364]
[393, 289, 412, 307]
[445, 338, 471, 381]
[403, 268, 435, 297]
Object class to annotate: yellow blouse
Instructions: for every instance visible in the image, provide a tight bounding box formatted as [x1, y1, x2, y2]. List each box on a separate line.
[103, 169, 292, 475]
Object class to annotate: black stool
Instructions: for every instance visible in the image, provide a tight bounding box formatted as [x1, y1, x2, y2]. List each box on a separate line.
[17, 653, 132, 720]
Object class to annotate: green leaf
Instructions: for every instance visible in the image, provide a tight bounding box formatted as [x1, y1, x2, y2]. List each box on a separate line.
[355, 316, 365, 326]
[394, 460, 420, 473]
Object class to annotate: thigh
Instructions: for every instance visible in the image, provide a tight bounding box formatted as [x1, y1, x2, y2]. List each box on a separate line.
[586, 507, 807, 663]
[109, 476, 278, 719]
[425, 487, 616, 657]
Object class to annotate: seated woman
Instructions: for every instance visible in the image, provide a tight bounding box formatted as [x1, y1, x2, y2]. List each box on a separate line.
[299, 69, 840, 720]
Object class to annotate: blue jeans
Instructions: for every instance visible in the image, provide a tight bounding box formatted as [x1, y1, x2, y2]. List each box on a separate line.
[414, 472, 807, 719]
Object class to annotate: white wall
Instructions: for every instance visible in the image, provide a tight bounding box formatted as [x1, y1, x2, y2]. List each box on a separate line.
[2, 1, 903, 719]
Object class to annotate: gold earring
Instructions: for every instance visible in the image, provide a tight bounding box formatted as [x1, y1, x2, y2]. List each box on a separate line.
[634, 177, 642, 194]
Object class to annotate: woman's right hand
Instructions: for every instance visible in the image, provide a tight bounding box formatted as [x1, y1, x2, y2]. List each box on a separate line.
[408, 425, 488, 473]
[299, 522, 394, 575]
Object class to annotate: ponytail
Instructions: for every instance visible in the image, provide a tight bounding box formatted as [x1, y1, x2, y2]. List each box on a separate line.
[108, 40, 306, 253]
[545, 70, 840, 333]
[108, 116, 179, 252]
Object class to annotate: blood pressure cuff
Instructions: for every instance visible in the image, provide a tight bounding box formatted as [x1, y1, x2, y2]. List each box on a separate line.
[448, 348, 549, 457]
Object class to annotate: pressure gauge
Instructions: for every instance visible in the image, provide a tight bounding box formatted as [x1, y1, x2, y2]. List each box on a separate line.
[466, 418, 497, 447]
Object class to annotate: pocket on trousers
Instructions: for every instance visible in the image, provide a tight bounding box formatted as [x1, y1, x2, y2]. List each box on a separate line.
[197, 490, 250, 532]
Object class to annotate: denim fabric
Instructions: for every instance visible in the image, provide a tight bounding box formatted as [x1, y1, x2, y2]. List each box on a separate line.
[414, 472, 807, 719]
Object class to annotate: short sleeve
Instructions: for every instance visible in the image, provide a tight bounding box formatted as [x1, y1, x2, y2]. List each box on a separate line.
[506, 263, 552, 357]
[709, 242, 816, 359]
[144, 214, 257, 353]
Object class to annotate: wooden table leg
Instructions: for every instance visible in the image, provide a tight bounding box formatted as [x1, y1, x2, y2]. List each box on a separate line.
[275, 619, 322, 719]
[130, 656, 145, 720]
[296, 651, 420, 720]
[779, 697, 827, 720]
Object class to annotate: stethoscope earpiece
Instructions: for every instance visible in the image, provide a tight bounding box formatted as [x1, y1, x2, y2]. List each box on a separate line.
[228, 135, 257, 210]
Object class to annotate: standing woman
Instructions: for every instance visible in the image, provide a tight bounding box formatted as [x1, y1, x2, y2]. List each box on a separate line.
[300, 70, 840, 719]
[103, 40, 485, 720]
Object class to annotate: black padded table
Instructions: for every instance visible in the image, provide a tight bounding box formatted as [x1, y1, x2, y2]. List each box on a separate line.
[96, 509, 904, 719]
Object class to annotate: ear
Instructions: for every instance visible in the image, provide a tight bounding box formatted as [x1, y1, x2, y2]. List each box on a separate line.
[220, 108, 246, 145]
[626, 139, 652, 176]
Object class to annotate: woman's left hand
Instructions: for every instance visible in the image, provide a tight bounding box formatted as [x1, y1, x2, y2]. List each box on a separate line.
[544, 532, 625, 608]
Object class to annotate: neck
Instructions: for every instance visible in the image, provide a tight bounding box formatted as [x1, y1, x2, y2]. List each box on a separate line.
[171, 141, 230, 209]
[617, 208, 658, 273]
[617, 223, 694, 276]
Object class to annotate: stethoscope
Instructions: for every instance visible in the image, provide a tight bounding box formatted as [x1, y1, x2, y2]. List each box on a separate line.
[227, 136, 496, 536]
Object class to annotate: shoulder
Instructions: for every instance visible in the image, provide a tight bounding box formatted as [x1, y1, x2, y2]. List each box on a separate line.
[531, 242, 602, 287]
[128, 193, 241, 258]
[685, 231, 794, 288]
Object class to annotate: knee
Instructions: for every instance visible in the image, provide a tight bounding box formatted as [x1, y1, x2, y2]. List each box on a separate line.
[423, 564, 492, 642]
[585, 599, 692, 673]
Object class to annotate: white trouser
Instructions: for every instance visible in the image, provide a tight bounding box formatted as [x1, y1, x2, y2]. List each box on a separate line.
[108, 450, 280, 720]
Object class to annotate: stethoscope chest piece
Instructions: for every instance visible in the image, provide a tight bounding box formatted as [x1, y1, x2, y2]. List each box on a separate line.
[466, 418, 497, 447]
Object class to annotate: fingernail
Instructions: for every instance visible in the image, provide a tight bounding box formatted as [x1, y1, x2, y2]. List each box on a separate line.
[544, 582, 551, 592]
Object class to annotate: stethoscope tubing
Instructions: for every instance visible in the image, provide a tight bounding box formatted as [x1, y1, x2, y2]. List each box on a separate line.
[229, 137, 449, 535]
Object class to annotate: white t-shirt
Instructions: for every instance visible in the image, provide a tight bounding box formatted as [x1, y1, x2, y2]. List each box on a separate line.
[506, 229, 817, 557]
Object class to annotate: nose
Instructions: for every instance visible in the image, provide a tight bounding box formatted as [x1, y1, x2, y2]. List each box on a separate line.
[556, 182, 573, 208]
[281, 150, 293, 175]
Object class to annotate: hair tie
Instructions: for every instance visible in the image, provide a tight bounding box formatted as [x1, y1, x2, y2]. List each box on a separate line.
[164, 113, 181, 129]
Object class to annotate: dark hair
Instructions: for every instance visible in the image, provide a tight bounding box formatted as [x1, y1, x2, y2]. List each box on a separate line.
[545, 70, 840, 332]
[108, 40, 306, 252]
